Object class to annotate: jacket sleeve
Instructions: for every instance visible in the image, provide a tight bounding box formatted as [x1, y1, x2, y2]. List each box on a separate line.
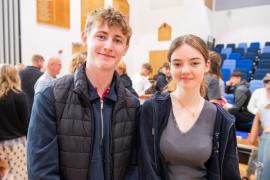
[222, 126, 241, 180]
[139, 100, 161, 180]
[27, 87, 60, 180]
[229, 88, 248, 112]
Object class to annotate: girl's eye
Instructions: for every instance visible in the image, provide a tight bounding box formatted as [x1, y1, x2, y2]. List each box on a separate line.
[191, 62, 200, 66]
[172, 63, 181, 67]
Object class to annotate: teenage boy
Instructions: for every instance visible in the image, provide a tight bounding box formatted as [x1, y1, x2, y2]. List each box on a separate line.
[27, 8, 140, 180]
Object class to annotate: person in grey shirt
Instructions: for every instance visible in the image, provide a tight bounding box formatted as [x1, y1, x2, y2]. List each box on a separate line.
[34, 56, 62, 93]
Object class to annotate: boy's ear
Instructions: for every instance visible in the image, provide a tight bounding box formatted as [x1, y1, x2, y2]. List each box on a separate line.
[81, 31, 87, 47]
[123, 45, 129, 56]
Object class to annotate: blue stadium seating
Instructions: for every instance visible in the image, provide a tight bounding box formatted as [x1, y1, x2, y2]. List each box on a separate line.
[249, 80, 264, 93]
[247, 47, 259, 54]
[260, 53, 270, 59]
[233, 48, 245, 56]
[237, 59, 253, 72]
[238, 42, 248, 51]
[253, 69, 269, 80]
[229, 52, 241, 61]
[222, 59, 236, 73]
[265, 42, 270, 46]
[221, 48, 232, 59]
[243, 52, 257, 62]
[215, 44, 224, 49]
[221, 68, 231, 82]
[257, 59, 270, 69]
[262, 46, 270, 53]
[224, 93, 234, 104]
[227, 43, 236, 49]
[250, 42, 260, 49]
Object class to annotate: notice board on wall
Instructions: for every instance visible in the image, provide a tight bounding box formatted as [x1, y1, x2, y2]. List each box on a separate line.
[37, 0, 70, 29]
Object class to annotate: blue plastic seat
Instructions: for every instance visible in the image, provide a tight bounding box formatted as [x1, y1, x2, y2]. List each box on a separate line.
[237, 59, 253, 72]
[221, 68, 231, 82]
[222, 59, 236, 73]
[229, 52, 241, 61]
[224, 93, 234, 104]
[253, 69, 269, 80]
[262, 46, 270, 53]
[260, 53, 270, 59]
[238, 42, 248, 51]
[250, 42, 260, 49]
[257, 59, 270, 69]
[215, 44, 224, 49]
[249, 80, 264, 93]
[233, 48, 245, 56]
[221, 48, 232, 59]
[265, 42, 270, 46]
[243, 52, 257, 61]
[227, 43, 236, 49]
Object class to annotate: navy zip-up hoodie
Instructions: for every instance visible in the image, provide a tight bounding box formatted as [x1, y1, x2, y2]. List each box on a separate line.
[139, 92, 241, 180]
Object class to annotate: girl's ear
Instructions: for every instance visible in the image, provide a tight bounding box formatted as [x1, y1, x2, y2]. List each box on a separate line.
[205, 59, 210, 73]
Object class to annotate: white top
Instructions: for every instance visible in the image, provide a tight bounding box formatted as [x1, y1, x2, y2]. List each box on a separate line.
[247, 88, 270, 115]
[131, 73, 152, 96]
[34, 72, 55, 93]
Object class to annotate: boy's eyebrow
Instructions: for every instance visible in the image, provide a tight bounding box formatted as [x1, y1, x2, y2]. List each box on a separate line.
[96, 31, 125, 39]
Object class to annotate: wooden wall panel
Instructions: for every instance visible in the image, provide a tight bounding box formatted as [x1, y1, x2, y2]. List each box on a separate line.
[158, 23, 171, 41]
[81, 0, 104, 31]
[37, 0, 70, 28]
[113, 0, 129, 23]
[149, 50, 168, 78]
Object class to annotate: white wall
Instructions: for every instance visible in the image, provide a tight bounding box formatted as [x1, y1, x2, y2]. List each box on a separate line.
[211, 5, 270, 46]
[126, 0, 212, 75]
[20, 0, 81, 75]
[20, 1, 270, 76]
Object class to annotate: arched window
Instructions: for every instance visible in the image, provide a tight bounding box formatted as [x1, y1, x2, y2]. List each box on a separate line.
[158, 23, 171, 41]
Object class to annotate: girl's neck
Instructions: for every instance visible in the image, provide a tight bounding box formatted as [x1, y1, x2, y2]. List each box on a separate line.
[172, 86, 202, 107]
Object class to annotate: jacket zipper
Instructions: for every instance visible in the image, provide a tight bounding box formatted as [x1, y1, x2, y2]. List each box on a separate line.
[220, 123, 233, 180]
[100, 100, 104, 144]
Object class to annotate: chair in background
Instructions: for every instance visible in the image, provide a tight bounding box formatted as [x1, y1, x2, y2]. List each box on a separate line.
[253, 69, 269, 80]
[238, 42, 248, 52]
[221, 68, 231, 82]
[249, 80, 264, 93]
[229, 52, 241, 61]
[262, 46, 270, 53]
[257, 59, 270, 69]
[265, 41, 270, 46]
[233, 48, 245, 56]
[227, 43, 236, 50]
[222, 59, 237, 73]
[260, 53, 270, 59]
[249, 42, 260, 49]
[221, 48, 232, 59]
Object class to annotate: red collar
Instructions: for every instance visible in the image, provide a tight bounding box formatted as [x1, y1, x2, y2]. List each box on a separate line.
[95, 87, 110, 101]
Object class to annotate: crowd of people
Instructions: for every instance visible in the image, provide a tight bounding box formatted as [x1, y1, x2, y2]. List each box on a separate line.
[0, 7, 269, 180]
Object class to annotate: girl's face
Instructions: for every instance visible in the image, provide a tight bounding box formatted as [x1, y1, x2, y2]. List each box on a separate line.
[170, 44, 209, 91]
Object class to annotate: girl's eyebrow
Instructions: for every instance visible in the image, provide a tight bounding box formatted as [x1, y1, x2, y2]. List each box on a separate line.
[171, 57, 202, 62]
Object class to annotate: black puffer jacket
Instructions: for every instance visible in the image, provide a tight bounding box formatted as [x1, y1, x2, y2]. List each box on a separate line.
[53, 64, 140, 180]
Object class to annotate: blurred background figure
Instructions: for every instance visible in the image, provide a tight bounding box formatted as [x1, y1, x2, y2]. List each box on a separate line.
[0, 64, 29, 180]
[116, 61, 138, 97]
[205, 51, 224, 105]
[131, 63, 152, 96]
[242, 74, 270, 180]
[69, 52, 86, 74]
[34, 56, 62, 93]
[19, 54, 44, 113]
[15, 63, 25, 72]
[155, 62, 171, 92]
[225, 71, 254, 132]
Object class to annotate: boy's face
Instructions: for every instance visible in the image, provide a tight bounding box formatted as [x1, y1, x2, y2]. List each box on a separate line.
[82, 23, 129, 72]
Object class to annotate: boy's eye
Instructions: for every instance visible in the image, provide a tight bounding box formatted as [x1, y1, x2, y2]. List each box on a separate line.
[172, 63, 181, 67]
[114, 38, 124, 44]
[96, 35, 106, 40]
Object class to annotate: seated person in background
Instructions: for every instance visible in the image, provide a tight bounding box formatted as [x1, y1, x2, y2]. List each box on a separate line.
[69, 52, 86, 74]
[225, 71, 254, 132]
[155, 62, 171, 92]
[242, 74, 270, 180]
[116, 61, 138, 97]
[131, 63, 152, 96]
